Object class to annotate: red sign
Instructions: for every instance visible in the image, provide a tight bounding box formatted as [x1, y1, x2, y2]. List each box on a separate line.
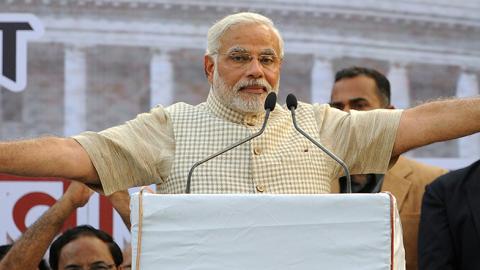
[0, 174, 127, 246]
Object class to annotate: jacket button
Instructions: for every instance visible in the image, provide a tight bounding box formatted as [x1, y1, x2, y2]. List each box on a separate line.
[256, 184, 265, 192]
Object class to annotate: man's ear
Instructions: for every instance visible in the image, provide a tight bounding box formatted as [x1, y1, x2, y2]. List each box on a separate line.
[204, 55, 215, 84]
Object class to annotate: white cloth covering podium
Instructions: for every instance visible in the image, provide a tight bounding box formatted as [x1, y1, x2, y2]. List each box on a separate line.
[130, 192, 405, 270]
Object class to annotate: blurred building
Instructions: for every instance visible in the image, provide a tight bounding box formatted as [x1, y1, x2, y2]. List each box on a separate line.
[1, 0, 479, 169]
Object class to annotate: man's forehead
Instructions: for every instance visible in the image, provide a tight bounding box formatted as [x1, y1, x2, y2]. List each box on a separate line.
[333, 77, 377, 94]
[218, 23, 280, 54]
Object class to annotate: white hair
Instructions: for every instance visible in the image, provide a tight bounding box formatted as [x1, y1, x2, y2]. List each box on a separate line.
[206, 12, 284, 59]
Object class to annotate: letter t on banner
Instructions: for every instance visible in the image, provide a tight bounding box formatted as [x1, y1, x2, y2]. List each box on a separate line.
[0, 13, 44, 92]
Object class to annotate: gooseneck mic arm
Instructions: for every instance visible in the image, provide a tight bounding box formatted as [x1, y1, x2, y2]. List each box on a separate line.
[185, 92, 277, 193]
[286, 94, 352, 193]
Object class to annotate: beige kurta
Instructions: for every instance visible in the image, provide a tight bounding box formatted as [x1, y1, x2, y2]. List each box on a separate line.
[74, 91, 402, 195]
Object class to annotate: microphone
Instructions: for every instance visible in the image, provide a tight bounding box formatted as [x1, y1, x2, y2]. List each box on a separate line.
[185, 92, 277, 193]
[286, 94, 352, 193]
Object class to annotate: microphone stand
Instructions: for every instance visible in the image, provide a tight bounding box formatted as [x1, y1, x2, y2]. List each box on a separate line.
[287, 95, 352, 193]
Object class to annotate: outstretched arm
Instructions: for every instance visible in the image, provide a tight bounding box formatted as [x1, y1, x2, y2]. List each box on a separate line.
[393, 97, 480, 157]
[0, 182, 93, 270]
[0, 137, 100, 186]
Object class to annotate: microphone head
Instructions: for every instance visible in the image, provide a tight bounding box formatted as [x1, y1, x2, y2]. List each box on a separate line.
[286, 94, 298, 110]
[264, 92, 277, 111]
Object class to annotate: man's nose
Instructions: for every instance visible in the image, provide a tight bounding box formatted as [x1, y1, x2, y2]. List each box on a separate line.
[246, 58, 264, 78]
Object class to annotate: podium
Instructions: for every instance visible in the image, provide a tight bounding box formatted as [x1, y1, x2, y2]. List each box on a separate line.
[130, 193, 405, 270]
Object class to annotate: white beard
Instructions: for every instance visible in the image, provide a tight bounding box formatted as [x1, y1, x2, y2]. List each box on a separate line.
[212, 66, 279, 114]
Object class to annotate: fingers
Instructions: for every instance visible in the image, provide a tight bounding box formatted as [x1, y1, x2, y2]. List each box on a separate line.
[141, 186, 155, 194]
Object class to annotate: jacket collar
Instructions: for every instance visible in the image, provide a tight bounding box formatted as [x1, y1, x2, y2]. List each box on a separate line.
[382, 156, 413, 210]
[329, 156, 413, 210]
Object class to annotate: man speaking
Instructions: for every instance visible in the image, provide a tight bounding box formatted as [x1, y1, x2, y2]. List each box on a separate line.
[0, 12, 479, 197]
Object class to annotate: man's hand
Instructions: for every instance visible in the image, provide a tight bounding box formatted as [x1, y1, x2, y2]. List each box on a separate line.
[61, 181, 94, 209]
[107, 186, 156, 230]
[0, 180, 93, 270]
[108, 190, 132, 229]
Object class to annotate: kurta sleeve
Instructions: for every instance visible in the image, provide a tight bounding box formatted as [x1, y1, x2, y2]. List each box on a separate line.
[313, 104, 402, 179]
[73, 105, 175, 195]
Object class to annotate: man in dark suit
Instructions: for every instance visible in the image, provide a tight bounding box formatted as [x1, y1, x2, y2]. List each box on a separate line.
[418, 159, 480, 270]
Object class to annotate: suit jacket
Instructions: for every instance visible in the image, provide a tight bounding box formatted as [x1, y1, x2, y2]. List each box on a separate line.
[418, 159, 480, 270]
[331, 156, 447, 270]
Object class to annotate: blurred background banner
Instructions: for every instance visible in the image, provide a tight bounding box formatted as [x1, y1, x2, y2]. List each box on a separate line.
[0, 174, 130, 249]
[0, 0, 479, 247]
[0, 13, 44, 92]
